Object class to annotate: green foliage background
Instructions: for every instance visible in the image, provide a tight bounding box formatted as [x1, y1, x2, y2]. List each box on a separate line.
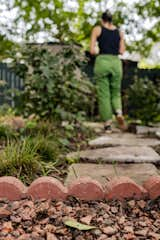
[126, 78, 160, 124]
[0, 0, 159, 58]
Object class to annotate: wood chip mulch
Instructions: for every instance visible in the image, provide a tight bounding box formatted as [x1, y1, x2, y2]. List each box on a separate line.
[0, 197, 160, 240]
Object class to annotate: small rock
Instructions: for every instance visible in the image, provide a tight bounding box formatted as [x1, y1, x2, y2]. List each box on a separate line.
[111, 207, 118, 214]
[99, 203, 110, 211]
[118, 216, 125, 225]
[75, 236, 85, 240]
[97, 234, 108, 240]
[63, 206, 72, 214]
[2, 221, 13, 233]
[55, 227, 68, 235]
[80, 215, 93, 225]
[36, 201, 50, 213]
[92, 229, 102, 236]
[97, 217, 104, 223]
[104, 219, 114, 225]
[3, 234, 14, 240]
[0, 207, 11, 218]
[123, 233, 136, 240]
[11, 201, 20, 210]
[103, 213, 109, 219]
[137, 200, 146, 209]
[138, 221, 147, 227]
[44, 224, 56, 233]
[32, 225, 45, 237]
[39, 217, 49, 225]
[12, 230, 20, 238]
[128, 200, 135, 208]
[135, 229, 148, 236]
[124, 226, 134, 233]
[6, 116, 25, 130]
[154, 219, 160, 227]
[55, 201, 63, 211]
[10, 216, 21, 223]
[46, 232, 58, 240]
[102, 226, 117, 235]
[148, 232, 160, 239]
[22, 200, 34, 209]
[17, 234, 32, 240]
[31, 232, 40, 239]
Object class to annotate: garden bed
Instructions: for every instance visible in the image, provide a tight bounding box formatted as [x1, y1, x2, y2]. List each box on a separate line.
[0, 113, 95, 185]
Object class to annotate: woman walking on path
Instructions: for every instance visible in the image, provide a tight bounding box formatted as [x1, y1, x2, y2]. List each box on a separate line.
[90, 10, 126, 131]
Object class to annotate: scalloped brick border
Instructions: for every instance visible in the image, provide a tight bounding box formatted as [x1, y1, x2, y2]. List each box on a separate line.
[143, 176, 160, 199]
[0, 176, 27, 200]
[0, 176, 160, 201]
[105, 177, 147, 200]
[68, 177, 104, 200]
[28, 176, 68, 200]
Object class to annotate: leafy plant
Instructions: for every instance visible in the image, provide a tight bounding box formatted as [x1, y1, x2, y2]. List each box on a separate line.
[11, 44, 95, 121]
[126, 77, 160, 124]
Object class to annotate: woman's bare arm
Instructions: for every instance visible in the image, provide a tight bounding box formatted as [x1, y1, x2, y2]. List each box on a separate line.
[119, 31, 126, 55]
[90, 26, 101, 55]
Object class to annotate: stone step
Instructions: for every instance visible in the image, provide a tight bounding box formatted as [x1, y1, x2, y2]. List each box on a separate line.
[89, 133, 160, 148]
[67, 146, 160, 164]
[136, 125, 160, 135]
[65, 163, 159, 186]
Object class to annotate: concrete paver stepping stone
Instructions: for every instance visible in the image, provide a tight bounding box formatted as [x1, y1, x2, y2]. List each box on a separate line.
[67, 146, 160, 164]
[89, 133, 160, 148]
[136, 125, 160, 135]
[83, 122, 121, 134]
[65, 163, 159, 186]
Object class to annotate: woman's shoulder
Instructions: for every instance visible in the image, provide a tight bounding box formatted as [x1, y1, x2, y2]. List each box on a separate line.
[92, 25, 102, 37]
[93, 25, 102, 32]
[111, 24, 117, 30]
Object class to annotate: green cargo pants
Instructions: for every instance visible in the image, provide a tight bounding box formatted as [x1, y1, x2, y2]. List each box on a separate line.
[94, 54, 123, 121]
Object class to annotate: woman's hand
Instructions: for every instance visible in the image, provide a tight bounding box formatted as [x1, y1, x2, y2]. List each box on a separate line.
[90, 48, 97, 55]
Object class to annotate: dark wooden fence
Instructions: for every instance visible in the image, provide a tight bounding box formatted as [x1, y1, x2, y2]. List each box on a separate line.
[85, 52, 160, 89]
[0, 63, 23, 107]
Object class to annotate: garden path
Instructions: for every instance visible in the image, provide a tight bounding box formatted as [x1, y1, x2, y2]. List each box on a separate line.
[65, 122, 160, 187]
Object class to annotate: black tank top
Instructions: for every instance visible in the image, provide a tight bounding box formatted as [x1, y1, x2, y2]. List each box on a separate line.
[97, 27, 120, 55]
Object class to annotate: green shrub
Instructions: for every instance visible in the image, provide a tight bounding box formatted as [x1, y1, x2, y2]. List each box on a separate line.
[11, 44, 95, 121]
[127, 77, 160, 124]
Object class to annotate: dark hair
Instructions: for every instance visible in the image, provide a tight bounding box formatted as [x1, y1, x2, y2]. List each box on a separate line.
[102, 10, 112, 23]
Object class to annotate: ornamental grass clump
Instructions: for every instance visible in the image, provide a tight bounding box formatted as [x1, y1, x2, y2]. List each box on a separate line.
[0, 138, 43, 184]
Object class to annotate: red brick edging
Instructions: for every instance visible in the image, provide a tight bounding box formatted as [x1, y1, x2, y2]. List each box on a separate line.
[0, 176, 160, 201]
